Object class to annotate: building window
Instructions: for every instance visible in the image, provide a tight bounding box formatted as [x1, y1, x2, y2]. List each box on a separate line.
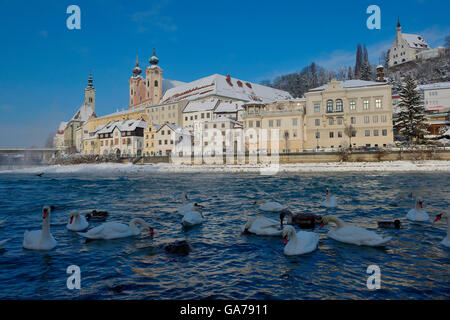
[292, 118, 298, 126]
[336, 99, 343, 112]
[364, 116, 370, 124]
[381, 115, 387, 122]
[350, 101, 356, 110]
[190, 116, 193, 121]
[194, 115, 198, 120]
[248, 120, 253, 127]
[351, 117, 356, 124]
[382, 129, 388, 136]
[363, 100, 369, 110]
[207, 113, 210, 118]
[315, 131, 320, 138]
[329, 118, 334, 125]
[314, 104, 320, 113]
[365, 130, 370, 137]
[201, 113, 205, 119]
[338, 131, 342, 138]
[269, 120, 274, 127]
[374, 130, 379, 136]
[351, 130, 356, 137]
[315, 119, 320, 126]
[256, 121, 261, 128]
[375, 99, 382, 109]
[337, 118, 343, 125]
[373, 115, 378, 123]
[329, 132, 334, 138]
[276, 120, 281, 127]
[154, 80, 158, 87]
[327, 100, 333, 112]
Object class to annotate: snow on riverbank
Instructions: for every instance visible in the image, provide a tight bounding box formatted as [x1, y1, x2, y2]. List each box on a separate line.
[1, 160, 450, 174]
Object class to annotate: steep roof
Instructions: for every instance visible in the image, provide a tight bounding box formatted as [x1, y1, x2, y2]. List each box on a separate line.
[157, 122, 191, 136]
[209, 116, 243, 127]
[402, 33, 429, 49]
[162, 78, 186, 95]
[71, 103, 96, 122]
[56, 121, 68, 135]
[161, 74, 292, 104]
[97, 119, 147, 134]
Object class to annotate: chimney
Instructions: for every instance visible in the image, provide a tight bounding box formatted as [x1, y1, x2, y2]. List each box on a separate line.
[376, 65, 385, 82]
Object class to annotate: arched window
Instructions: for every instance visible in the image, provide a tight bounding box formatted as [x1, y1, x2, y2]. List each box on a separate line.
[154, 80, 158, 87]
[335, 99, 343, 112]
[327, 100, 333, 113]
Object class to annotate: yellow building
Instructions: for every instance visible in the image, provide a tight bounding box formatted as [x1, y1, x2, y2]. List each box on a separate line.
[304, 79, 394, 149]
[242, 99, 306, 153]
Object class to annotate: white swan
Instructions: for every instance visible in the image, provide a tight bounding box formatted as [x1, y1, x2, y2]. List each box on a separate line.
[242, 217, 282, 236]
[66, 211, 89, 232]
[78, 218, 154, 240]
[406, 198, 429, 222]
[253, 200, 287, 212]
[320, 216, 391, 247]
[434, 213, 450, 248]
[23, 206, 57, 251]
[177, 192, 205, 214]
[181, 207, 204, 227]
[282, 225, 319, 256]
[322, 188, 338, 208]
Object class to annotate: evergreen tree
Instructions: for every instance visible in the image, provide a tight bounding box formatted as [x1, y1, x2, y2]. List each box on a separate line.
[445, 36, 450, 49]
[354, 44, 363, 79]
[347, 66, 353, 80]
[395, 75, 429, 144]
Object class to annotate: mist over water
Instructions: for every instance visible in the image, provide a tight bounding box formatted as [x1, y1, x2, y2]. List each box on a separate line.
[0, 169, 449, 299]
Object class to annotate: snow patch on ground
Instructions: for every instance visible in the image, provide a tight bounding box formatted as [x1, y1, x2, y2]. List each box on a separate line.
[1, 160, 450, 174]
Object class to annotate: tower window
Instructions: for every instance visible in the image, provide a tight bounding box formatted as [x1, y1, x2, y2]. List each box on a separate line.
[154, 80, 158, 87]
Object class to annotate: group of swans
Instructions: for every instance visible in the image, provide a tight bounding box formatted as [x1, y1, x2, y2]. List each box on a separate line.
[21, 206, 154, 251]
[242, 215, 391, 256]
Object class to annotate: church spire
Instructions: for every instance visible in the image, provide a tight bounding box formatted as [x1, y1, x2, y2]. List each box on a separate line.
[132, 55, 142, 76]
[86, 71, 94, 89]
[149, 48, 159, 66]
[397, 16, 401, 28]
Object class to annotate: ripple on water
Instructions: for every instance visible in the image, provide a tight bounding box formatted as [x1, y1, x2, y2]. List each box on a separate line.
[0, 171, 449, 299]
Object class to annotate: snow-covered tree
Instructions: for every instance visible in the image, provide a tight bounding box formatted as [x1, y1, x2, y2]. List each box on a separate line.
[394, 75, 429, 144]
[354, 44, 363, 79]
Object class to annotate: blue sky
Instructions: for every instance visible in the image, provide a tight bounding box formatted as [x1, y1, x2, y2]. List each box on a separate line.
[0, 0, 449, 147]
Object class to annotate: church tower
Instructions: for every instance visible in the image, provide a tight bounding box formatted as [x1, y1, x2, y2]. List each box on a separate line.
[129, 56, 145, 109]
[145, 48, 163, 105]
[84, 71, 96, 111]
[395, 17, 402, 45]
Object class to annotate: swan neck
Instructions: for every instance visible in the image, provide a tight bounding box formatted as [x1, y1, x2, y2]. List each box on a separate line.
[328, 217, 345, 228]
[130, 218, 146, 233]
[42, 217, 51, 237]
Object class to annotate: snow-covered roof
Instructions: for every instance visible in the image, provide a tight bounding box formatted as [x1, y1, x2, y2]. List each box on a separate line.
[418, 82, 450, 90]
[402, 33, 429, 49]
[183, 98, 219, 113]
[152, 123, 162, 131]
[71, 103, 96, 122]
[97, 119, 147, 134]
[162, 78, 186, 95]
[57, 121, 68, 134]
[209, 116, 243, 127]
[308, 80, 389, 92]
[157, 122, 191, 136]
[214, 101, 244, 113]
[161, 74, 292, 104]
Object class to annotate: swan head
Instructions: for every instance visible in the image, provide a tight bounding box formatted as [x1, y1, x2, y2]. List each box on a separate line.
[42, 206, 51, 220]
[415, 198, 424, 209]
[279, 209, 293, 228]
[326, 188, 329, 196]
[69, 211, 80, 224]
[434, 212, 448, 222]
[282, 225, 295, 245]
[242, 217, 257, 234]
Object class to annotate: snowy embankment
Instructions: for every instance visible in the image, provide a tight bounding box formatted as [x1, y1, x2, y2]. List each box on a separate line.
[1, 160, 450, 174]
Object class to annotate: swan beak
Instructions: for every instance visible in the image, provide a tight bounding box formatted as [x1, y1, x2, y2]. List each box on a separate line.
[69, 217, 74, 224]
[149, 228, 154, 234]
[42, 209, 48, 219]
[242, 229, 248, 235]
[434, 215, 442, 222]
[283, 236, 288, 245]
[251, 202, 256, 205]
